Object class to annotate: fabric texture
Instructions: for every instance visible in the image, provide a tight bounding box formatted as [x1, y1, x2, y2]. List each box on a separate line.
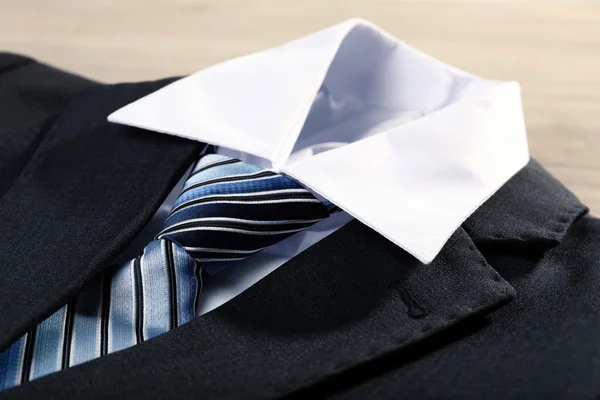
[328, 163, 595, 400]
[0, 67, 203, 351]
[1, 55, 598, 400]
[0, 153, 332, 389]
[0, 53, 97, 198]
[2, 221, 515, 400]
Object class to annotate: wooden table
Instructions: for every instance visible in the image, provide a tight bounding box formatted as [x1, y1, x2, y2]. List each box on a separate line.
[1, 0, 599, 213]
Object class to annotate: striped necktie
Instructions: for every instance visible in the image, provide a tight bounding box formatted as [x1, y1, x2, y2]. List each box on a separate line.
[0, 153, 332, 390]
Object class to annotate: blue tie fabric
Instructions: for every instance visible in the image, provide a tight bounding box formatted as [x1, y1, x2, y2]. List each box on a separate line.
[0, 154, 331, 390]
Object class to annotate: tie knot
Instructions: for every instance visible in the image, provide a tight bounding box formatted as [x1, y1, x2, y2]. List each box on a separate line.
[156, 154, 330, 273]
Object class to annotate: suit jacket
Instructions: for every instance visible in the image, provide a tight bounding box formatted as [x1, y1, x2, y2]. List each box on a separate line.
[0, 53, 598, 399]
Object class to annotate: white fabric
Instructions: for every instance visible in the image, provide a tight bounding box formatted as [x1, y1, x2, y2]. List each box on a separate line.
[108, 18, 529, 264]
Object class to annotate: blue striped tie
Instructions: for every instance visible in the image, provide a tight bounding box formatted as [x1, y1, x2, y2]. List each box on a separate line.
[0, 154, 331, 389]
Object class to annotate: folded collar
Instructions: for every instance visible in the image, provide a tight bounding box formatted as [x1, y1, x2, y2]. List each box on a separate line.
[107, 18, 529, 264]
[463, 159, 588, 245]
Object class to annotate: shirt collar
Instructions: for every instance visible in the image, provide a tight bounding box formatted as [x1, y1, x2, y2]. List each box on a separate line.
[107, 18, 529, 264]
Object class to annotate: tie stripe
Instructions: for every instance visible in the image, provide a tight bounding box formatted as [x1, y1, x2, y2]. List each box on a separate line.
[158, 217, 324, 238]
[30, 307, 68, 380]
[0, 153, 332, 390]
[168, 189, 320, 217]
[20, 329, 35, 384]
[100, 274, 111, 357]
[181, 170, 278, 195]
[108, 261, 136, 353]
[160, 225, 313, 240]
[70, 280, 103, 366]
[193, 263, 203, 314]
[184, 246, 269, 261]
[61, 301, 75, 370]
[133, 257, 144, 345]
[0, 335, 26, 389]
[187, 157, 239, 179]
[184, 246, 269, 254]
[164, 241, 178, 330]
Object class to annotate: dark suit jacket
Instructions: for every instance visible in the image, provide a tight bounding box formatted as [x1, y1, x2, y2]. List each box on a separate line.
[0, 53, 598, 399]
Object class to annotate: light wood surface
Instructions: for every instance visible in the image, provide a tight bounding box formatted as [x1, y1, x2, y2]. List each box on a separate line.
[1, 0, 599, 213]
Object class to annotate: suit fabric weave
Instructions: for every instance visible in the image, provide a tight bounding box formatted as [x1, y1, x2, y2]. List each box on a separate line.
[0, 152, 330, 389]
[1, 54, 600, 400]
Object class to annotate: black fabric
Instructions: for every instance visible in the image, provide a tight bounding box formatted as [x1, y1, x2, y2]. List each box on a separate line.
[0, 71, 202, 350]
[329, 217, 599, 399]
[0, 56, 597, 400]
[291, 162, 596, 399]
[0, 53, 98, 196]
[1, 222, 513, 399]
[0, 53, 30, 74]
[462, 158, 588, 246]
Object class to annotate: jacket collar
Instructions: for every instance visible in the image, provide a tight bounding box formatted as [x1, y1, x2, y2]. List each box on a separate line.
[463, 159, 588, 246]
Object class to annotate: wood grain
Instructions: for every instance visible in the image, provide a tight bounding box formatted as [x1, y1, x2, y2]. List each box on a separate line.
[1, 0, 599, 213]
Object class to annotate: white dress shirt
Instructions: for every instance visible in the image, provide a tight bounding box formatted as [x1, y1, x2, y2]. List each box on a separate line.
[109, 18, 529, 315]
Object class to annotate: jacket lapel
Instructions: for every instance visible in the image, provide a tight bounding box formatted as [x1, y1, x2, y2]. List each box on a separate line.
[1, 219, 515, 399]
[0, 77, 201, 350]
[0, 65, 585, 399]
